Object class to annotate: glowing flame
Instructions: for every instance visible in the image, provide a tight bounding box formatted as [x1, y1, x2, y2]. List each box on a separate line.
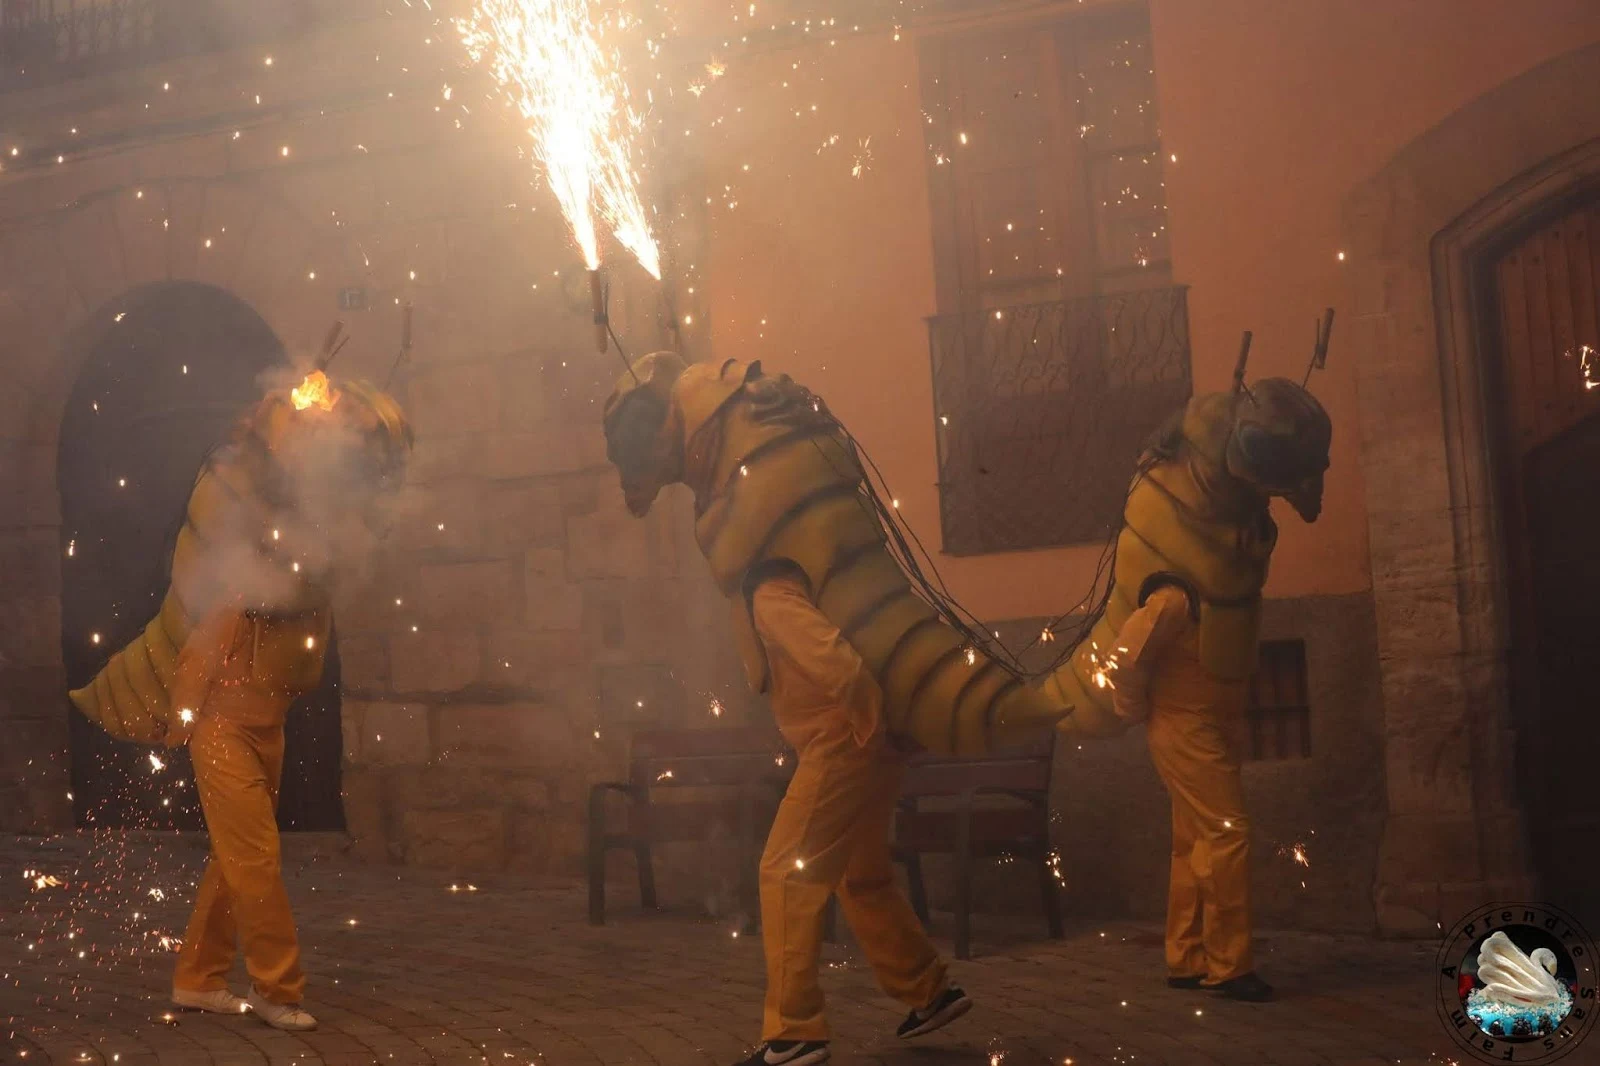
[460, 0, 661, 278]
[290, 370, 340, 412]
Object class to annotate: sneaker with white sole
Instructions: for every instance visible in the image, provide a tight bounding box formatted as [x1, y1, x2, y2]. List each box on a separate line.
[732, 1041, 830, 1066]
[171, 987, 249, 1015]
[245, 988, 318, 1031]
[897, 986, 972, 1038]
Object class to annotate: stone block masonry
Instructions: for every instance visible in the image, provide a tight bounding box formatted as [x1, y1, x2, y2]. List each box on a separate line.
[0, 12, 750, 882]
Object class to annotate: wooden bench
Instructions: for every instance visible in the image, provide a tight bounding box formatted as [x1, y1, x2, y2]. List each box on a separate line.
[891, 735, 1063, 959]
[587, 726, 793, 925]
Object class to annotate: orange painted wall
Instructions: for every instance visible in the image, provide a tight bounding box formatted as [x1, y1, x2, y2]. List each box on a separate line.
[692, 0, 1600, 620]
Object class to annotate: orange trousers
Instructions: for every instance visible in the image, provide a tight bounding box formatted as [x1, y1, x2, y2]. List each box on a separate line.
[752, 577, 947, 1042]
[171, 613, 305, 1004]
[1145, 704, 1252, 984]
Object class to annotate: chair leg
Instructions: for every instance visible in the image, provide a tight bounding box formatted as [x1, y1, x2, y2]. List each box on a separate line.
[633, 797, 658, 910]
[904, 853, 931, 929]
[954, 812, 974, 961]
[1038, 847, 1064, 940]
[636, 841, 658, 910]
[736, 786, 762, 930]
[587, 790, 607, 926]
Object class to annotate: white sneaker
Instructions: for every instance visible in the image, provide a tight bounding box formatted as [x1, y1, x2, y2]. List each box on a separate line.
[172, 987, 249, 1014]
[246, 988, 318, 1031]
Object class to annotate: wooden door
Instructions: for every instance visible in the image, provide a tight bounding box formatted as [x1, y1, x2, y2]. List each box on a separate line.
[1490, 198, 1600, 921]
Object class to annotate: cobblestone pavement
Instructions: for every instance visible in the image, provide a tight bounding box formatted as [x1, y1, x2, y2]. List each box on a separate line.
[1, 833, 1490, 1066]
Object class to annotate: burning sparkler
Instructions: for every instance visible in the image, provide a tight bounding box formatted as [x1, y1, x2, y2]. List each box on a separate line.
[459, 0, 661, 280]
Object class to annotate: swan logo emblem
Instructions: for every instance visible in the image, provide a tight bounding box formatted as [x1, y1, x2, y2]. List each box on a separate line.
[1437, 904, 1597, 1063]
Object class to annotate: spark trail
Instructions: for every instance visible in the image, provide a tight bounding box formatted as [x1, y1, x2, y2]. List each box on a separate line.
[460, 0, 662, 278]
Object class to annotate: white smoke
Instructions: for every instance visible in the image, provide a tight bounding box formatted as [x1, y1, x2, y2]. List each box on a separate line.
[172, 362, 402, 620]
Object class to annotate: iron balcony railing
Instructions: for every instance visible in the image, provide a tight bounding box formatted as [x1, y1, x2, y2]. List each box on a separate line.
[0, 0, 379, 91]
[927, 286, 1192, 555]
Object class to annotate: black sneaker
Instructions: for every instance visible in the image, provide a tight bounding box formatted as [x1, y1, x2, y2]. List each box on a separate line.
[734, 1041, 830, 1066]
[897, 986, 973, 1039]
[1206, 972, 1274, 1002]
[1165, 975, 1204, 990]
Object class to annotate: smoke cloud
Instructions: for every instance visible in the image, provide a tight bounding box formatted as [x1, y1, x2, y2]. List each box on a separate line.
[171, 361, 403, 622]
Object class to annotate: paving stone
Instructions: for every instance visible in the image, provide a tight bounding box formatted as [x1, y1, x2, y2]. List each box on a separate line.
[1, 834, 1460, 1066]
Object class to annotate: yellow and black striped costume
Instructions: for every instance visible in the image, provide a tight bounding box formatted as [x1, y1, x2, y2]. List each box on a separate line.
[1039, 393, 1280, 735]
[603, 355, 1299, 755]
[69, 378, 412, 746]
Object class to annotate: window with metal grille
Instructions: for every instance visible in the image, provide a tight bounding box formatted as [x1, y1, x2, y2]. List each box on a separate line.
[918, 3, 1190, 554]
[1247, 639, 1311, 761]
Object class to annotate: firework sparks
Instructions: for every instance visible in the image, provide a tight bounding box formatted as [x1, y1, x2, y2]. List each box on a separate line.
[1275, 838, 1312, 872]
[1568, 344, 1599, 390]
[1088, 642, 1126, 690]
[460, 0, 661, 278]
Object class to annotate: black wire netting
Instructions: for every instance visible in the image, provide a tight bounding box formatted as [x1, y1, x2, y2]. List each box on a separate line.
[928, 286, 1193, 557]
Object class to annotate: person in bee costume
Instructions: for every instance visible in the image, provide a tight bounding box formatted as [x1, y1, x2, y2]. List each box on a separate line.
[1099, 375, 1332, 1002]
[69, 371, 413, 1031]
[604, 355, 985, 1066]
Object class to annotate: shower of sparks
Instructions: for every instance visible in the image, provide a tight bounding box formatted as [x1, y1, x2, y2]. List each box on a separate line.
[851, 136, 872, 178]
[147, 753, 165, 773]
[1275, 838, 1312, 875]
[1088, 642, 1126, 690]
[459, 0, 661, 278]
[1569, 344, 1599, 390]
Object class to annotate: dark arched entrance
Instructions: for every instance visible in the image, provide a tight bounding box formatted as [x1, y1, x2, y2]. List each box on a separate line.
[58, 281, 345, 833]
[1482, 192, 1600, 923]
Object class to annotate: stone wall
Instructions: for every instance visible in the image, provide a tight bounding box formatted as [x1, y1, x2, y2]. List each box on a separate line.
[1342, 42, 1600, 933]
[0, 14, 751, 875]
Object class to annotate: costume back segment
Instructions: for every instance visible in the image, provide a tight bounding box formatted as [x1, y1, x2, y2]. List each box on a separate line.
[604, 355, 1330, 753]
[606, 355, 1070, 754]
[69, 378, 411, 745]
[1041, 384, 1326, 735]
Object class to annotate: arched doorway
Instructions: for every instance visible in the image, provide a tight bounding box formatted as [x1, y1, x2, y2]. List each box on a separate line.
[58, 281, 345, 833]
[1481, 193, 1600, 923]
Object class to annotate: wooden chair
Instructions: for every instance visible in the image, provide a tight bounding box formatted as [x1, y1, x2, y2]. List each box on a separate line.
[587, 726, 793, 925]
[891, 735, 1063, 959]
